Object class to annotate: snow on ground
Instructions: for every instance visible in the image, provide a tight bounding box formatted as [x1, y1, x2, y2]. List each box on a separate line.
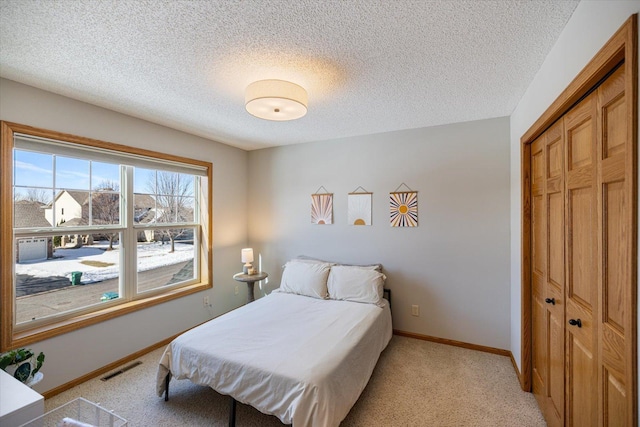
[16, 241, 193, 283]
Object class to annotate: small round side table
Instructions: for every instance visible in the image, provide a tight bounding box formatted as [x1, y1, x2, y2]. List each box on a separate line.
[233, 271, 268, 304]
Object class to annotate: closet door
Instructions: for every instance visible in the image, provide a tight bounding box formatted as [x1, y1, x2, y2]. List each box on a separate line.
[565, 91, 598, 426]
[531, 135, 547, 413]
[525, 15, 636, 427]
[531, 122, 565, 427]
[544, 122, 566, 426]
[597, 66, 632, 427]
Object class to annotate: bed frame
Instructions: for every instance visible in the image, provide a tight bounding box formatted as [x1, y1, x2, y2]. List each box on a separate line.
[163, 288, 391, 426]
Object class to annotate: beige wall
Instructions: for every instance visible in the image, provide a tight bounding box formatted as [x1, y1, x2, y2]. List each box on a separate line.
[247, 117, 511, 350]
[0, 78, 249, 393]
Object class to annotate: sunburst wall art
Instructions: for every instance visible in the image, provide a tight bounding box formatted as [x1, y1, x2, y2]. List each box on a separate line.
[311, 193, 333, 225]
[390, 191, 418, 227]
[348, 193, 372, 226]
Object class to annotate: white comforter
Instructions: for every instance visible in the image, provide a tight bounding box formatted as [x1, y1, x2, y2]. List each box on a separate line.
[157, 291, 392, 427]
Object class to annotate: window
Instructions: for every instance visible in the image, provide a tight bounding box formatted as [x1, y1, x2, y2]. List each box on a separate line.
[1, 122, 212, 350]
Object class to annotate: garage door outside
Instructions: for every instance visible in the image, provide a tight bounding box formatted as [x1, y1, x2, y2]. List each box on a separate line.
[18, 238, 47, 263]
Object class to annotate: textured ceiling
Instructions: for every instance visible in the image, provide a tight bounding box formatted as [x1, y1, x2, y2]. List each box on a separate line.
[0, 0, 579, 150]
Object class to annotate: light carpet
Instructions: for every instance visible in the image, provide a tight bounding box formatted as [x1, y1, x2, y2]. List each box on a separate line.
[44, 336, 546, 426]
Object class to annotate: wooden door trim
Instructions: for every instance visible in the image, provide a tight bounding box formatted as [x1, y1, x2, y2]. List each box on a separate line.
[521, 18, 631, 145]
[521, 137, 533, 391]
[520, 14, 637, 413]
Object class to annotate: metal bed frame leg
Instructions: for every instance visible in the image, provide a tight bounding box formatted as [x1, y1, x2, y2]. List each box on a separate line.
[229, 397, 236, 427]
[164, 373, 170, 401]
[164, 373, 237, 427]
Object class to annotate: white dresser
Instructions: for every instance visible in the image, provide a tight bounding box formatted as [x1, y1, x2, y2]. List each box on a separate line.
[0, 369, 44, 426]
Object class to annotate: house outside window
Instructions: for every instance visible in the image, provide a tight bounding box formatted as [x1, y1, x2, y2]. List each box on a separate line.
[1, 122, 212, 350]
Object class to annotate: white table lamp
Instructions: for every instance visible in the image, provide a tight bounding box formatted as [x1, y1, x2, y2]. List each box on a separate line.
[241, 248, 254, 274]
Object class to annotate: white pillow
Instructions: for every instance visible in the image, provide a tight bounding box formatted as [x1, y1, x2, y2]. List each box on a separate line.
[291, 256, 381, 271]
[343, 264, 382, 271]
[279, 261, 331, 299]
[327, 265, 386, 306]
[284, 257, 336, 268]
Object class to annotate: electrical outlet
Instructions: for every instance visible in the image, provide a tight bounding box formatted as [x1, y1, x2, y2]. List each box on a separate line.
[235, 285, 239, 295]
[203, 296, 210, 307]
[411, 305, 419, 317]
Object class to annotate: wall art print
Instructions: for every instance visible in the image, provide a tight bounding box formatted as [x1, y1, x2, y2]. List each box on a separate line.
[389, 191, 418, 227]
[311, 193, 333, 225]
[348, 193, 372, 226]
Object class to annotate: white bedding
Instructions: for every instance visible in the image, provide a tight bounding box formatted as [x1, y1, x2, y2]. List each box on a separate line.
[157, 291, 392, 427]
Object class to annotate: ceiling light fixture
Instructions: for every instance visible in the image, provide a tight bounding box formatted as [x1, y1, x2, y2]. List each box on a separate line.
[245, 79, 308, 121]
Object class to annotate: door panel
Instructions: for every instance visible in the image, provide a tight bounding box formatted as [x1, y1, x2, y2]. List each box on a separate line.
[548, 304, 564, 420]
[603, 96, 626, 158]
[548, 192, 563, 289]
[604, 368, 626, 426]
[532, 277, 546, 396]
[548, 138, 563, 179]
[598, 65, 631, 426]
[533, 193, 544, 276]
[531, 122, 564, 426]
[532, 139, 545, 279]
[601, 67, 626, 160]
[531, 136, 547, 407]
[603, 181, 625, 332]
[545, 122, 564, 425]
[569, 336, 597, 426]
[567, 187, 595, 309]
[569, 121, 594, 170]
[565, 92, 598, 426]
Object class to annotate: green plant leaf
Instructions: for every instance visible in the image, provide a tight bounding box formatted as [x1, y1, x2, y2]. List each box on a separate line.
[15, 349, 33, 363]
[0, 350, 18, 371]
[33, 353, 45, 375]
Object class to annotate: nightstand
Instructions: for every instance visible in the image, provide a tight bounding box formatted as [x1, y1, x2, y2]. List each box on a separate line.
[233, 272, 268, 304]
[0, 369, 44, 426]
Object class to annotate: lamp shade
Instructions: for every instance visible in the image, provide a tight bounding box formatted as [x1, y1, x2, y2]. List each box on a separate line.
[241, 248, 254, 264]
[245, 79, 308, 121]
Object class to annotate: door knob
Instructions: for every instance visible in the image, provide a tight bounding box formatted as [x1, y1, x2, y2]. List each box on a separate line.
[545, 297, 555, 305]
[568, 318, 582, 328]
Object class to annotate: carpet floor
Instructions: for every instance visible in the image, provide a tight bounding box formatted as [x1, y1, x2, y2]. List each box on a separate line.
[43, 335, 546, 426]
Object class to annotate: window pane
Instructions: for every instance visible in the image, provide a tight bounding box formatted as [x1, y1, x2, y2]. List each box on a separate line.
[133, 169, 196, 224]
[91, 190, 120, 225]
[14, 190, 53, 228]
[134, 193, 156, 224]
[156, 171, 179, 196]
[178, 197, 195, 222]
[91, 161, 120, 186]
[14, 187, 53, 205]
[134, 168, 155, 194]
[157, 195, 177, 223]
[56, 156, 90, 190]
[137, 228, 196, 293]
[15, 235, 121, 325]
[14, 150, 53, 187]
[178, 173, 195, 197]
[54, 190, 90, 227]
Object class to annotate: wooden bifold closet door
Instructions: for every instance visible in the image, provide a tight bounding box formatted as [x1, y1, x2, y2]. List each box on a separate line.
[531, 63, 634, 426]
[531, 119, 566, 427]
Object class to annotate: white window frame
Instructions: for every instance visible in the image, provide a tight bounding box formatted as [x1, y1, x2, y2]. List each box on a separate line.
[1, 121, 212, 351]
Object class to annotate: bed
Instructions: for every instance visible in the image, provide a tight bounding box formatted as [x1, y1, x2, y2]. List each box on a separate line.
[156, 260, 392, 427]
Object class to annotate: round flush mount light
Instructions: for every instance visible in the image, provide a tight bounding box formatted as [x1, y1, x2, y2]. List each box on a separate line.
[245, 79, 308, 121]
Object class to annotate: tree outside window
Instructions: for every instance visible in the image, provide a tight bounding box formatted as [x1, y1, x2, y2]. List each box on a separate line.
[148, 171, 194, 253]
[90, 180, 120, 250]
